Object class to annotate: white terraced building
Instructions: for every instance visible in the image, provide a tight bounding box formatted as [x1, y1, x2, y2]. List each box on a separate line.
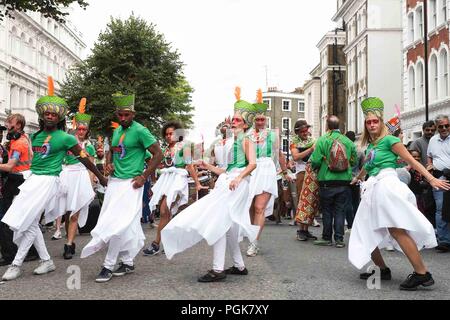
[0, 8, 85, 133]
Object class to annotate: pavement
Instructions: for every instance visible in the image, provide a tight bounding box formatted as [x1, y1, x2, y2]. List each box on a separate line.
[0, 219, 449, 300]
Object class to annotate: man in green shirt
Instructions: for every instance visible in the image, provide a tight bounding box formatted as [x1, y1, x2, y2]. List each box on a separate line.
[2, 77, 107, 282]
[310, 116, 357, 248]
[81, 92, 163, 283]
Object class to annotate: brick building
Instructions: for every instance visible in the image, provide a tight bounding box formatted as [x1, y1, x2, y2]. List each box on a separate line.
[402, 0, 450, 141]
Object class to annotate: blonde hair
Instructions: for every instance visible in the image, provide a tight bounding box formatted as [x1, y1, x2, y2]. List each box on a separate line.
[6, 113, 26, 131]
[360, 114, 389, 147]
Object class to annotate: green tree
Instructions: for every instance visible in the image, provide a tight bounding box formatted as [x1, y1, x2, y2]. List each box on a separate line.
[0, 0, 88, 22]
[61, 15, 194, 138]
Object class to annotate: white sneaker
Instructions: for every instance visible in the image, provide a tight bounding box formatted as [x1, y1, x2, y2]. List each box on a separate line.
[289, 220, 297, 226]
[385, 245, 395, 252]
[313, 219, 321, 227]
[2, 265, 22, 281]
[51, 230, 62, 240]
[345, 228, 352, 234]
[246, 242, 259, 257]
[33, 260, 56, 275]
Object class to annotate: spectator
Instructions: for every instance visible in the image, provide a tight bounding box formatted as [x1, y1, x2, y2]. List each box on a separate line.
[344, 131, 364, 231]
[427, 115, 450, 253]
[409, 121, 437, 166]
[310, 116, 357, 248]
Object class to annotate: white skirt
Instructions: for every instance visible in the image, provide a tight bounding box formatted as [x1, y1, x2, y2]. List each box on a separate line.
[1, 174, 63, 244]
[81, 178, 145, 260]
[59, 163, 95, 228]
[349, 168, 437, 270]
[149, 167, 189, 216]
[247, 157, 278, 217]
[161, 168, 260, 260]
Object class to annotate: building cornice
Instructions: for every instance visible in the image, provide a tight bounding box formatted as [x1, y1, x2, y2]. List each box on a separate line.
[263, 92, 304, 99]
[332, 0, 355, 22]
[344, 28, 402, 54]
[317, 31, 346, 50]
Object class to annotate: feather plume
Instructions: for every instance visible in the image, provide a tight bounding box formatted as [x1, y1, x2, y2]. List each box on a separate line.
[47, 76, 54, 96]
[111, 121, 120, 130]
[256, 89, 263, 104]
[234, 87, 241, 101]
[78, 98, 87, 114]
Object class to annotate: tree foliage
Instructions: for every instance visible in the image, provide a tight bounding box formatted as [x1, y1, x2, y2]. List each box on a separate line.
[0, 0, 88, 22]
[61, 15, 195, 138]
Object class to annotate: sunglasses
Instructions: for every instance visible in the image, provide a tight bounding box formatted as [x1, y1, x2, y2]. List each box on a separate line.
[232, 117, 243, 123]
[438, 124, 450, 130]
[365, 119, 380, 125]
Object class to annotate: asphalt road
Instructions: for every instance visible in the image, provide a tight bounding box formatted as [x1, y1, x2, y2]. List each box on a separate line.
[0, 219, 449, 300]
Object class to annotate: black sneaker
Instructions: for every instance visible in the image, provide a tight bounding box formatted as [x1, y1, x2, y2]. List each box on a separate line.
[63, 244, 75, 260]
[143, 242, 160, 256]
[296, 230, 308, 241]
[435, 243, 450, 253]
[225, 266, 248, 275]
[112, 263, 135, 277]
[305, 231, 318, 240]
[198, 270, 227, 283]
[0, 258, 13, 267]
[399, 272, 435, 291]
[95, 267, 113, 283]
[360, 267, 392, 280]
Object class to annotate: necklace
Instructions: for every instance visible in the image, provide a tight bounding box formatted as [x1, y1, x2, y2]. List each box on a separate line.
[163, 143, 178, 167]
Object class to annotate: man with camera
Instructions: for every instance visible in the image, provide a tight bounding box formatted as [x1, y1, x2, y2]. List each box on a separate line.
[0, 114, 39, 266]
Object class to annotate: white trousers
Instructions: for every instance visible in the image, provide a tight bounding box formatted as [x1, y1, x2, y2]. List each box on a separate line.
[103, 235, 134, 271]
[12, 214, 50, 266]
[212, 223, 245, 272]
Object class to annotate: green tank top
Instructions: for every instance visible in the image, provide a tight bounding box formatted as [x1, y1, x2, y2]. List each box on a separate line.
[250, 129, 275, 159]
[226, 134, 248, 172]
[162, 142, 186, 168]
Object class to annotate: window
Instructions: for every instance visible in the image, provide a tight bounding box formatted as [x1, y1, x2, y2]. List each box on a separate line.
[408, 13, 414, 43]
[263, 99, 271, 111]
[348, 101, 355, 132]
[439, 49, 449, 98]
[417, 61, 424, 105]
[430, 54, 438, 101]
[417, 7, 424, 39]
[282, 117, 291, 131]
[282, 99, 291, 112]
[298, 101, 305, 112]
[440, 0, 447, 24]
[357, 96, 365, 133]
[409, 67, 416, 109]
[266, 117, 271, 129]
[430, 0, 437, 30]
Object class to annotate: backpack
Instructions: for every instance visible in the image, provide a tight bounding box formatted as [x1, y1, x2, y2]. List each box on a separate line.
[327, 135, 349, 172]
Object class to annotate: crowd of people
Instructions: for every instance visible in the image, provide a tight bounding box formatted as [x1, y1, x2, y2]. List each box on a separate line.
[0, 78, 448, 292]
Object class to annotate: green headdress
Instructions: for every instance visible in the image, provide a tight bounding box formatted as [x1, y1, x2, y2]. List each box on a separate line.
[234, 87, 257, 125]
[361, 97, 384, 118]
[74, 97, 92, 128]
[112, 92, 135, 112]
[35, 76, 68, 121]
[253, 88, 268, 116]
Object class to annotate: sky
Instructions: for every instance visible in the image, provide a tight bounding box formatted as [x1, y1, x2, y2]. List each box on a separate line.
[70, 0, 337, 144]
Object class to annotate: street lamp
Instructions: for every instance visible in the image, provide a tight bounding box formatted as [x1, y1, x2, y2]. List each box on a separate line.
[423, 0, 430, 121]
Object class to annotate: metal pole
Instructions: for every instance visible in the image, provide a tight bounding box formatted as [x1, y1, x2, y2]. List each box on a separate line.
[424, 0, 429, 121]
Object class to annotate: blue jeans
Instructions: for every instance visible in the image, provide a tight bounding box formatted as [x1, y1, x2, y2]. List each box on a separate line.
[433, 187, 450, 245]
[319, 185, 351, 242]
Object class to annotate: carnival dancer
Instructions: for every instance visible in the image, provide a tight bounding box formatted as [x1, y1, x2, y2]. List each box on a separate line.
[290, 120, 320, 238]
[246, 89, 291, 257]
[143, 121, 205, 256]
[58, 98, 96, 260]
[1, 77, 107, 281]
[81, 93, 162, 283]
[349, 97, 450, 291]
[161, 87, 259, 282]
